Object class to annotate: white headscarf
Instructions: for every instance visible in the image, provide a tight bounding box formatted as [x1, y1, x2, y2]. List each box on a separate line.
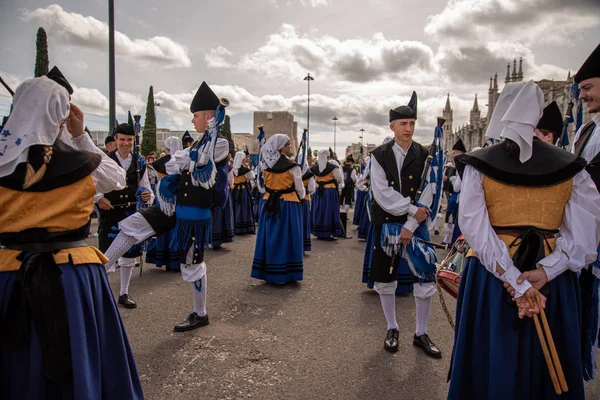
[233, 151, 245, 176]
[485, 81, 527, 141]
[0, 76, 70, 178]
[164, 136, 182, 153]
[499, 80, 544, 163]
[362, 155, 371, 178]
[317, 149, 329, 172]
[260, 134, 289, 169]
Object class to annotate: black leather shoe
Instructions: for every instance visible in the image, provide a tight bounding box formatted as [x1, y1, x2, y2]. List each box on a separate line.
[413, 333, 442, 358]
[118, 294, 137, 309]
[173, 312, 209, 332]
[384, 329, 399, 353]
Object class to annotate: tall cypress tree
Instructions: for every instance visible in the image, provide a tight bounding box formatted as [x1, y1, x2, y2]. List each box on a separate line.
[34, 27, 49, 77]
[141, 86, 157, 155]
[221, 115, 235, 154]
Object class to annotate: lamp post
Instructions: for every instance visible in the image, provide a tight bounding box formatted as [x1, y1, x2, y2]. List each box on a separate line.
[108, 0, 115, 135]
[332, 116, 338, 159]
[303, 73, 314, 150]
[359, 128, 365, 160]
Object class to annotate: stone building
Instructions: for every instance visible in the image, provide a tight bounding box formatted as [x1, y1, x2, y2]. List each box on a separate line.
[233, 133, 258, 154]
[345, 142, 377, 161]
[253, 111, 299, 154]
[443, 58, 590, 160]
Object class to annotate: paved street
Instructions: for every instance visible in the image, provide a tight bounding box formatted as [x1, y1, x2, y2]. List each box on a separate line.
[88, 217, 600, 400]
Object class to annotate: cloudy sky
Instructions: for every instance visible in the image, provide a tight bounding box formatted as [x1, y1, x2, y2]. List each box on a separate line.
[1, 0, 599, 151]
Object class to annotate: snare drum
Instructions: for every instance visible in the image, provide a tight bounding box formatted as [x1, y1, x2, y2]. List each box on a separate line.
[436, 236, 469, 299]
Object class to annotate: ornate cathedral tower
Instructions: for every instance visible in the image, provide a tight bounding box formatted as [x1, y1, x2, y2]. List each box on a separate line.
[442, 93, 454, 152]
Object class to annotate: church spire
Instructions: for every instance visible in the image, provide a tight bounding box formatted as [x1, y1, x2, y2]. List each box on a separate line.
[517, 57, 524, 81]
[512, 58, 518, 81]
[494, 72, 498, 89]
[444, 93, 451, 113]
[505, 62, 511, 84]
[472, 94, 479, 113]
[489, 77, 493, 90]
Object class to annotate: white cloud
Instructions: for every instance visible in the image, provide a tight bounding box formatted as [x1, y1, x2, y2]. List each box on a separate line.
[75, 61, 88, 70]
[270, 0, 331, 7]
[21, 4, 191, 68]
[205, 46, 234, 69]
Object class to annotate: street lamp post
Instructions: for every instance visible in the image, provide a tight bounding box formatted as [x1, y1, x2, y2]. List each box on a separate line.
[332, 116, 338, 159]
[359, 128, 365, 160]
[303, 73, 314, 150]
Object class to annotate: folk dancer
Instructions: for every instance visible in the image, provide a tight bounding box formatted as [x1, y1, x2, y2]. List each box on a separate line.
[340, 154, 357, 237]
[369, 92, 441, 357]
[356, 156, 371, 241]
[448, 81, 600, 399]
[251, 135, 305, 283]
[0, 72, 143, 398]
[442, 138, 465, 245]
[95, 121, 153, 309]
[232, 151, 256, 234]
[211, 153, 235, 249]
[571, 42, 600, 381]
[311, 149, 343, 240]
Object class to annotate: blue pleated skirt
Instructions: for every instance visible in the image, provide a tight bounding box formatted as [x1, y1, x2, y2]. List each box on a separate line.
[357, 196, 370, 240]
[311, 188, 342, 238]
[448, 257, 584, 400]
[145, 227, 180, 271]
[0, 262, 143, 400]
[252, 200, 303, 283]
[233, 187, 255, 234]
[353, 190, 366, 225]
[302, 199, 312, 252]
[212, 191, 235, 247]
[361, 225, 413, 294]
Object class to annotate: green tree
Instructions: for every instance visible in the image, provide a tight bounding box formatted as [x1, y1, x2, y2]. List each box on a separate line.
[141, 86, 157, 155]
[313, 149, 319, 157]
[221, 115, 235, 154]
[34, 27, 49, 77]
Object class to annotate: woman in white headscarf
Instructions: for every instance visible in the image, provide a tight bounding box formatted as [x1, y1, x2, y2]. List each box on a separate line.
[145, 135, 183, 271]
[310, 149, 344, 240]
[448, 81, 600, 399]
[355, 155, 371, 240]
[298, 148, 316, 252]
[0, 74, 143, 398]
[231, 150, 256, 234]
[251, 134, 306, 283]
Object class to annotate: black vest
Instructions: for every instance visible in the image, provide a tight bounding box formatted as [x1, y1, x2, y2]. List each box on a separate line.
[177, 170, 216, 208]
[573, 121, 600, 192]
[104, 152, 143, 209]
[342, 164, 354, 188]
[369, 141, 427, 226]
[443, 166, 457, 193]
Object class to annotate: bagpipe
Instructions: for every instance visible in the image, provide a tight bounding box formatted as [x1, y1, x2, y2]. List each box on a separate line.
[556, 83, 582, 149]
[380, 118, 447, 282]
[157, 98, 230, 216]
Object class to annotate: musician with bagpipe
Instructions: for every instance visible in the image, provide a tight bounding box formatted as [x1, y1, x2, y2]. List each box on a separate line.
[570, 42, 600, 382]
[95, 113, 154, 309]
[442, 138, 466, 245]
[447, 81, 600, 399]
[103, 81, 231, 332]
[368, 91, 445, 358]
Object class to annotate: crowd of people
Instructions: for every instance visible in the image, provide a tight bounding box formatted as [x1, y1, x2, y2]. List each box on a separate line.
[0, 40, 600, 399]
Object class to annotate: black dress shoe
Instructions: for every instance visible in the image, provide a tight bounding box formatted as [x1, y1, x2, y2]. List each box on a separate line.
[118, 294, 137, 309]
[413, 333, 442, 358]
[173, 312, 209, 332]
[434, 230, 440, 235]
[384, 329, 399, 353]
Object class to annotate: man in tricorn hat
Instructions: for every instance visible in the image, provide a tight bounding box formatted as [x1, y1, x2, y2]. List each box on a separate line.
[572, 41, 600, 381]
[104, 134, 117, 153]
[182, 130, 194, 149]
[368, 91, 441, 358]
[95, 122, 154, 309]
[535, 101, 563, 145]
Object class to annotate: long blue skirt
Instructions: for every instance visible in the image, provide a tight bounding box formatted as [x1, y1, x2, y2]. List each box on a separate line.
[0, 262, 143, 400]
[361, 225, 413, 294]
[448, 257, 584, 400]
[252, 200, 303, 283]
[233, 187, 255, 234]
[302, 199, 312, 252]
[212, 191, 235, 247]
[357, 197, 370, 240]
[311, 187, 342, 238]
[145, 227, 180, 271]
[353, 190, 366, 225]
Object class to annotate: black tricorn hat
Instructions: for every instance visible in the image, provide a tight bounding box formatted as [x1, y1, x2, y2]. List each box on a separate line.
[182, 130, 193, 143]
[537, 101, 563, 136]
[575, 42, 600, 84]
[105, 135, 115, 145]
[389, 91, 417, 122]
[114, 123, 134, 136]
[452, 137, 467, 152]
[346, 154, 354, 163]
[190, 81, 220, 113]
[46, 66, 74, 95]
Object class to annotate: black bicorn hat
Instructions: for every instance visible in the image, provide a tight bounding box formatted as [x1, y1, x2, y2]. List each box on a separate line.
[190, 81, 220, 113]
[389, 91, 417, 122]
[537, 101, 563, 136]
[114, 123, 135, 136]
[46, 66, 74, 95]
[452, 137, 467, 152]
[104, 135, 115, 145]
[182, 130, 193, 143]
[575, 42, 600, 84]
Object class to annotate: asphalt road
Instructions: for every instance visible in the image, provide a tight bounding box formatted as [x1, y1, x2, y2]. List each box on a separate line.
[88, 217, 600, 400]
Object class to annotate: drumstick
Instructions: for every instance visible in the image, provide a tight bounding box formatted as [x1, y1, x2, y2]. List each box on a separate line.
[527, 296, 562, 395]
[535, 294, 568, 392]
